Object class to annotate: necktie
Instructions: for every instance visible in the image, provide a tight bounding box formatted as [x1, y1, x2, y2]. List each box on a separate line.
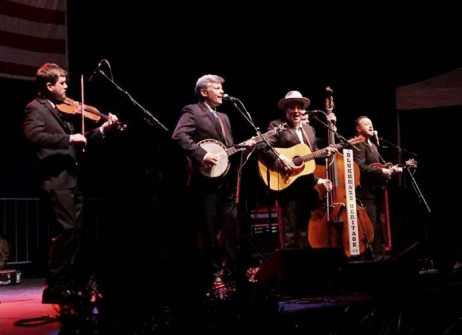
[370, 142, 381, 162]
[216, 114, 229, 146]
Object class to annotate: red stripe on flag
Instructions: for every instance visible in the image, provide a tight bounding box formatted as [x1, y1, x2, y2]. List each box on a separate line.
[0, 1, 65, 25]
[0, 0, 67, 80]
[0, 31, 65, 53]
[0, 61, 37, 78]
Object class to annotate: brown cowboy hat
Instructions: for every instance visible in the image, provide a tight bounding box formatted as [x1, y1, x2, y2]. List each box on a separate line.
[278, 90, 311, 110]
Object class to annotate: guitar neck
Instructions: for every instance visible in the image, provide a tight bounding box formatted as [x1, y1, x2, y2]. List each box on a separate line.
[227, 125, 285, 157]
[370, 162, 392, 169]
[226, 146, 239, 156]
[299, 143, 344, 163]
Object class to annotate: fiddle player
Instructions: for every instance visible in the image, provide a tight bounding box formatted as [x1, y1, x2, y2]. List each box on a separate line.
[23, 63, 119, 304]
[353, 116, 393, 260]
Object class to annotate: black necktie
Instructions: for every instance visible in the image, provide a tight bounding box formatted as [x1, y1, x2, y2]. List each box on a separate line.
[370, 142, 381, 162]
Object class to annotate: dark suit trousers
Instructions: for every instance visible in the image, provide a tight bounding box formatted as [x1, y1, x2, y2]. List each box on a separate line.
[190, 177, 239, 273]
[276, 177, 315, 250]
[41, 188, 83, 288]
[361, 195, 386, 258]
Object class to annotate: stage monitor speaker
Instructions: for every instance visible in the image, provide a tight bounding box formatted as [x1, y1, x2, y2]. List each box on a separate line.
[254, 248, 347, 296]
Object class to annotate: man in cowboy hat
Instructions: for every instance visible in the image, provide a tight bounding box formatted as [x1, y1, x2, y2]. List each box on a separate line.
[259, 90, 336, 249]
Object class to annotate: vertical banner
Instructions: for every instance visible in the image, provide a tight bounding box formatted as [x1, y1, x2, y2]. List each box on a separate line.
[0, 0, 67, 80]
[343, 149, 360, 256]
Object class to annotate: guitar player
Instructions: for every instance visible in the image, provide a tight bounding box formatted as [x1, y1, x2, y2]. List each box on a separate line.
[258, 91, 336, 250]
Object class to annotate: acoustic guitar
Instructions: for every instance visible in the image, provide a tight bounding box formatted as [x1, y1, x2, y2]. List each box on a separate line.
[258, 137, 363, 191]
[190, 123, 288, 178]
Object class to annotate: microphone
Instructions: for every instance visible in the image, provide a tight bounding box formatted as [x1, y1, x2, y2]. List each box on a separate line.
[88, 59, 105, 82]
[373, 130, 380, 147]
[223, 94, 239, 102]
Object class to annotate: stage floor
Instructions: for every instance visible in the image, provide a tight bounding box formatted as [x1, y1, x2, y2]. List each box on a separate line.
[2, 257, 462, 334]
[0, 277, 60, 335]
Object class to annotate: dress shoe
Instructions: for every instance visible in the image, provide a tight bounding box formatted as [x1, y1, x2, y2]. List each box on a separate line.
[451, 261, 462, 274]
[205, 275, 236, 301]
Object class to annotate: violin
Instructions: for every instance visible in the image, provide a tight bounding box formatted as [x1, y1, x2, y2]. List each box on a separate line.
[56, 97, 126, 130]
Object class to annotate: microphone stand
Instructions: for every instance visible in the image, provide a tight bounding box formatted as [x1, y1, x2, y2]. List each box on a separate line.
[383, 136, 431, 216]
[404, 165, 435, 273]
[94, 68, 168, 131]
[378, 137, 418, 158]
[310, 114, 359, 151]
[226, 98, 280, 157]
[379, 135, 417, 187]
[405, 167, 431, 214]
[235, 147, 255, 205]
[376, 136, 432, 266]
[226, 98, 279, 226]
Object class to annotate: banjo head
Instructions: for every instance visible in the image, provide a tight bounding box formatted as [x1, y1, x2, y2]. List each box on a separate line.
[198, 139, 230, 178]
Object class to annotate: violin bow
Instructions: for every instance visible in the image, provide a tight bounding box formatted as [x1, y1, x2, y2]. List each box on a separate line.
[80, 75, 85, 152]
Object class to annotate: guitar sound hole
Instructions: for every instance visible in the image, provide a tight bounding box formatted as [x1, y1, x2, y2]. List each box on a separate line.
[292, 156, 303, 166]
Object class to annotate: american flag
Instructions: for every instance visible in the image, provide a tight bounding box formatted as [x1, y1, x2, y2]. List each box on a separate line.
[0, 0, 67, 81]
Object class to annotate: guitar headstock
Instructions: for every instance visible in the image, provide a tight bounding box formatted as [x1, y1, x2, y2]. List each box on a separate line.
[348, 136, 365, 145]
[277, 123, 289, 132]
[393, 158, 417, 174]
[252, 123, 289, 143]
[405, 158, 417, 168]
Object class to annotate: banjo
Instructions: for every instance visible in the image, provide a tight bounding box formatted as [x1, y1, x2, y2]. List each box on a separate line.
[190, 123, 288, 178]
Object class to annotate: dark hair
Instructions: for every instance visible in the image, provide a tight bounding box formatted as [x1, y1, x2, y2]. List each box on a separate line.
[36, 63, 67, 95]
[354, 115, 369, 127]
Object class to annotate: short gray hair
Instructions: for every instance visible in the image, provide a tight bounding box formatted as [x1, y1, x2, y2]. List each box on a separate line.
[195, 74, 224, 98]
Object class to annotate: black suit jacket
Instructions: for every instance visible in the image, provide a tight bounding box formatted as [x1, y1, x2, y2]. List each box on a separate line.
[353, 141, 386, 199]
[266, 118, 318, 151]
[259, 118, 320, 188]
[23, 97, 104, 190]
[171, 102, 234, 165]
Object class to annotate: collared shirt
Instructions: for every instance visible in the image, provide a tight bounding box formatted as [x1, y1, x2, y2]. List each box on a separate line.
[368, 138, 381, 161]
[295, 126, 305, 144]
[204, 103, 217, 118]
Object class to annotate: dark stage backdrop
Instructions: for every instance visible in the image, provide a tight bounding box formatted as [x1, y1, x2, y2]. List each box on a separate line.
[1, 1, 460, 260]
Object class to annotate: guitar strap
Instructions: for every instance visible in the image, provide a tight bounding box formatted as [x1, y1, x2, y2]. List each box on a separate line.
[300, 126, 313, 150]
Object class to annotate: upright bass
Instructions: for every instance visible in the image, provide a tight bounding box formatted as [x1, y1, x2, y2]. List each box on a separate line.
[308, 87, 374, 258]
